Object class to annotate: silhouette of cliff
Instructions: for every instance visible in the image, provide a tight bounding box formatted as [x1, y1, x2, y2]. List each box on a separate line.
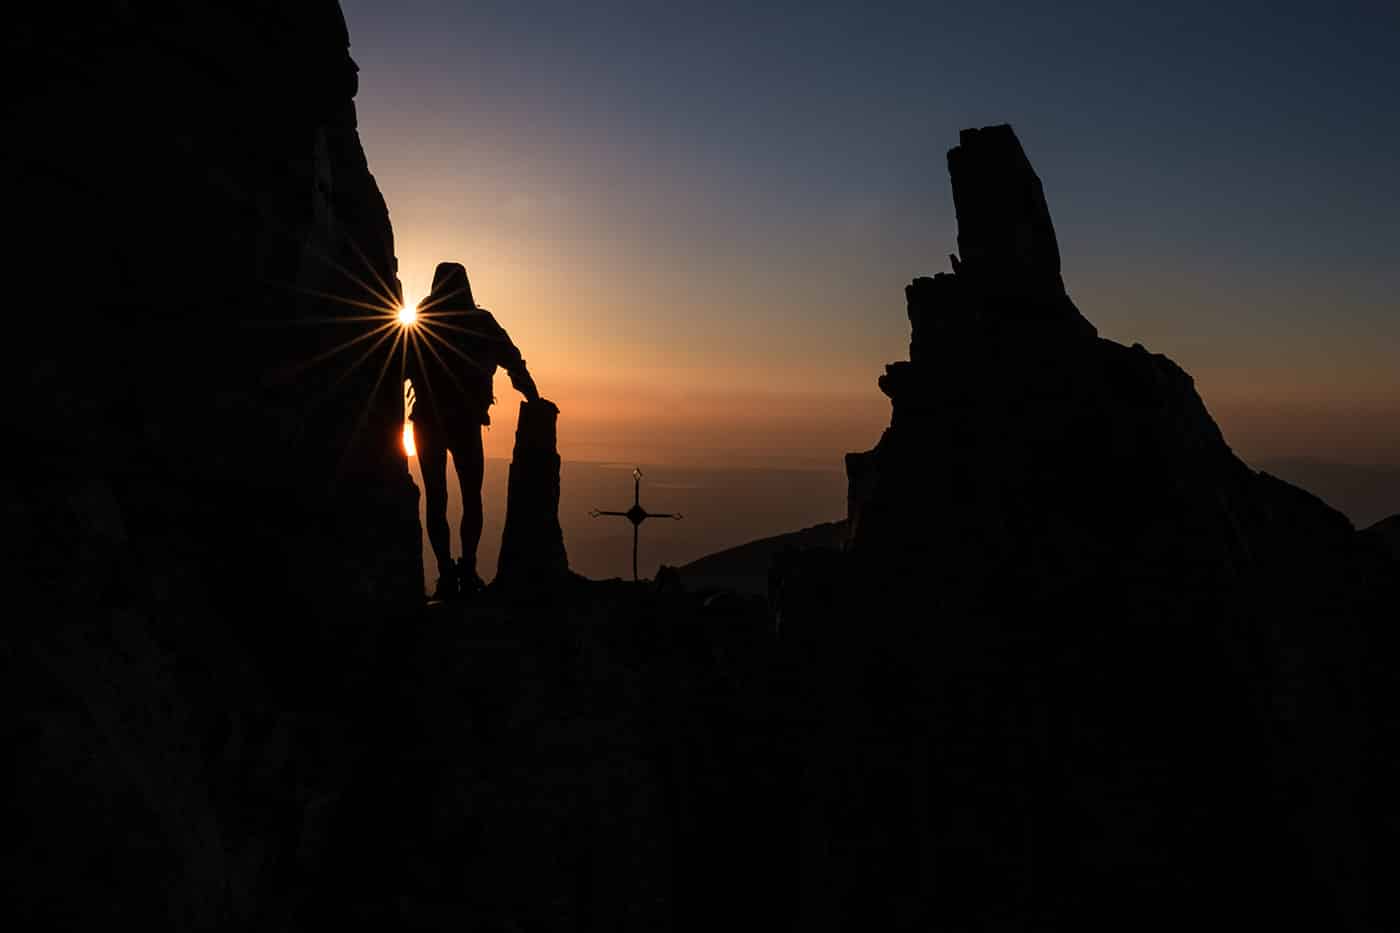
[5, 3, 419, 926]
[775, 124, 1399, 931]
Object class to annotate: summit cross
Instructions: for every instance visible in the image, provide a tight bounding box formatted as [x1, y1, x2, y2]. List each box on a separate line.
[590, 468, 682, 581]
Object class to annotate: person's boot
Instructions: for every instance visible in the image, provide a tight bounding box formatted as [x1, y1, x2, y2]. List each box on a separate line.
[456, 559, 485, 599]
[430, 561, 458, 602]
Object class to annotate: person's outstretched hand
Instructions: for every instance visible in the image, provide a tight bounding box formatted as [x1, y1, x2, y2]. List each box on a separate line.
[509, 365, 540, 403]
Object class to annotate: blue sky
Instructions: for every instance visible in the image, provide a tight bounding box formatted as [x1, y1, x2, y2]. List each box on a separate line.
[341, 0, 1400, 465]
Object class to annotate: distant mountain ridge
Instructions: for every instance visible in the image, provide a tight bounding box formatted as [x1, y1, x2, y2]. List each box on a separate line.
[677, 458, 1399, 593]
[678, 520, 847, 595]
[1257, 458, 1400, 529]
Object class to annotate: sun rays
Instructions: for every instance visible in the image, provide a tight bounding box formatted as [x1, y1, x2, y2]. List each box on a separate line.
[268, 254, 508, 489]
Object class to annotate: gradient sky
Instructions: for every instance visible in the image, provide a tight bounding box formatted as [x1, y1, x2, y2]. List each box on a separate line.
[342, 0, 1400, 468]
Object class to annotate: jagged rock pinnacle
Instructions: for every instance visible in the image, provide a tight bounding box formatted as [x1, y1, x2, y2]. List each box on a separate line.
[948, 124, 1065, 296]
[913, 123, 1096, 343]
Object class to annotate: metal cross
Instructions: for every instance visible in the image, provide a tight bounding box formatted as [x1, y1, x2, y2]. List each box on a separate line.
[590, 468, 682, 581]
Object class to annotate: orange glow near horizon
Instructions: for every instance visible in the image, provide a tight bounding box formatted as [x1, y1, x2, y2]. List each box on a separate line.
[378, 248, 1400, 472]
[402, 421, 417, 457]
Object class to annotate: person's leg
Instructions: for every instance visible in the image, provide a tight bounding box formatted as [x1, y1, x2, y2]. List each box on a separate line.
[415, 417, 454, 588]
[451, 424, 485, 585]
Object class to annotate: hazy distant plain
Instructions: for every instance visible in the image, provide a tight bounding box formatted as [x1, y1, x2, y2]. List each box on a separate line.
[408, 458, 848, 587]
[405, 456, 1397, 592]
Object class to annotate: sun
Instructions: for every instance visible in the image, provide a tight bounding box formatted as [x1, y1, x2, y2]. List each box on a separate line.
[397, 305, 418, 326]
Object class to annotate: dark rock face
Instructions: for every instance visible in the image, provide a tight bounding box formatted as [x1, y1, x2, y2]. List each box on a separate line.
[792, 125, 1398, 931]
[325, 582, 785, 932]
[8, 4, 418, 612]
[935, 124, 1096, 338]
[5, 3, 418, 928]
[949, 125, 1064, 293]
[1364, 514, 1400, 561]
[495, 399, 570, 589]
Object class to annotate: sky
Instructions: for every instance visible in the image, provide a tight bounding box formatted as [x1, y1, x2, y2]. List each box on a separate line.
[341, 0, 1400, 469]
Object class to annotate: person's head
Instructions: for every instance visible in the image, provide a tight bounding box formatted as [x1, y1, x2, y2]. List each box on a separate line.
[424, 261, 475, 312]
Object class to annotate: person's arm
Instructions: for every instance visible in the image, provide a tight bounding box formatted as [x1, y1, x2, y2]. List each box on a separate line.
[486, 312, 540, 402]
[506, 355, 539, 403]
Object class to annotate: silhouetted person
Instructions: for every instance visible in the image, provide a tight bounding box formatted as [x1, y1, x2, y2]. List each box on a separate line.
[409, 262, 538, 599]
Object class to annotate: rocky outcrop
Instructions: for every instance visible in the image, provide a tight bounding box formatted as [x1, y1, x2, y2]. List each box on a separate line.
[784, 124, 1399, 931]
[921, 124, 1097, 341]
[5, 3, 418, 928]
[948, 125, 1065, 294]
[495, 398, 571, 590]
